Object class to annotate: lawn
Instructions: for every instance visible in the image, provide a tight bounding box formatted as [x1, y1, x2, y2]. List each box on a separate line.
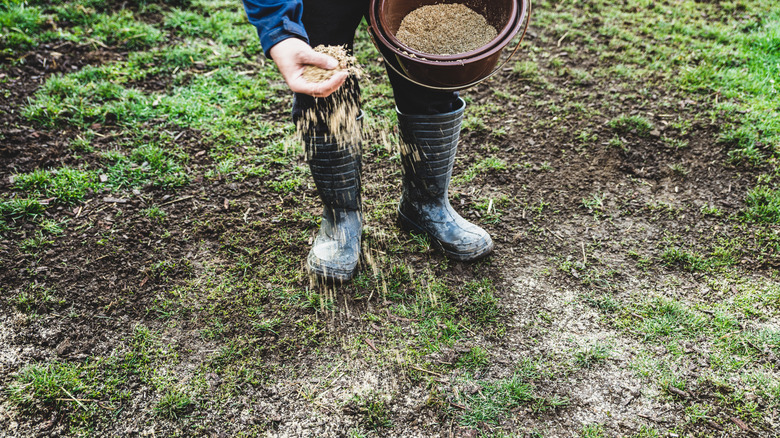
[1, 0, 779, 436]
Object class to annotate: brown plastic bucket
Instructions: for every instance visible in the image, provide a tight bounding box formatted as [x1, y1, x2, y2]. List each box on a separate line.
[368, 0, 530, 90]
[378, 0, 518, 60]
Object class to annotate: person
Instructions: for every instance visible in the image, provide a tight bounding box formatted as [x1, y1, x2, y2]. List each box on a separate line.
[242, 0, 493, 282]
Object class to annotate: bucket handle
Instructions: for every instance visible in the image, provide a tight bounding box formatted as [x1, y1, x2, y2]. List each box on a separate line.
[378, 0, 532, 91]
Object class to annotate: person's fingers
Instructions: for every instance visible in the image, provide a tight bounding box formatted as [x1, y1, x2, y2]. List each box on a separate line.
[289, 71, 348, 98]
[299, 50, 339, 70]
[311, 71, 348, 97]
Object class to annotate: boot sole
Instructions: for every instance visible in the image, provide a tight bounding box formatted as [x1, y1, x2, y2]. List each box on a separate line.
[307, 254, 358, 283]
[397, 209, 494, 262]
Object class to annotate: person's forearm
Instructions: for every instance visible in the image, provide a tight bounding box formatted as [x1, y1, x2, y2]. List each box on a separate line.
[241, 0, 308, 56]
[241, 0, 347, 97]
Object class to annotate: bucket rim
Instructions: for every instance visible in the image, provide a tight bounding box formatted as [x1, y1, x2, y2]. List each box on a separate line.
[369, 0, 529, 67]
[377, 0, 519, 61]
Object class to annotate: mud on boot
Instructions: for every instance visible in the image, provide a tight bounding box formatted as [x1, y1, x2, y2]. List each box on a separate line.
[397, 97, 493, 261]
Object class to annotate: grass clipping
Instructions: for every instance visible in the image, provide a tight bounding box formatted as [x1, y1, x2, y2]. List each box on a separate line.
[298, 45, 364, 148]
[396, 4, 497, 55]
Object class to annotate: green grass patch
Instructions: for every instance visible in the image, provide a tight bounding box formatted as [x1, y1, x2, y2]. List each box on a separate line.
[457, 347, 490, 370]
[537, 0, 779, 211]
[154, 388, 193, 419]
[89, 10, 164, 49]
[347, 392, 393, 431]
[5, 324, 196, 430]
[608, 114, 654, 137]
[11, 284, 64, 313]
[163, 7, 260, 50]
[0, 2, 49, 55]
[25, 66, 280, 146]
[8, 362, 96, 409]
[456, 157, 507, 184]
[581, 423, 605, 438]
[0, 197, 45, 221]
[452, 370, 567, 430]
[661, 244, 736, 272]
[744, 185, 780, 223]
[573, 343, 611, 369]
[455, 373, 535, 427]
[104, 143, 190, 189]
[463, 278, 501, 325]
[14, 167, 98, 205]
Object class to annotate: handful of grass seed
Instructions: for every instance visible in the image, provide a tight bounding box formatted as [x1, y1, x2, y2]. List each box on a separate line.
[301, 45, 362, 83]
[297, 45, 364, 147]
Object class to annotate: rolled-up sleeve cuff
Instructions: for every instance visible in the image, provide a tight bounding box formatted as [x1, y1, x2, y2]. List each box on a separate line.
[261, 18, 309, 57]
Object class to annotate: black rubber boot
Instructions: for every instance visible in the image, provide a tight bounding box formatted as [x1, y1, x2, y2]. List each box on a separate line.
[304, 131, 362, 282]
[397, 98, 494, 261]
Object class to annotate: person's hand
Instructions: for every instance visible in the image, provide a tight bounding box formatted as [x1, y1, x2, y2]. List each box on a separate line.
[268, 38, 348, 98]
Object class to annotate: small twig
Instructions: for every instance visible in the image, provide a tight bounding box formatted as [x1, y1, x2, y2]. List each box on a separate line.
[666, 386, 690, 399]
[448, 402, 469, 411]
[388, 312, 418, 322]
[59, 386, 88, 411]
[545, 228, 564, 241]
[87, 254, 111, 265]
[637, 413, 662, 423]
[363, 338, 379, 353]
[458, 323, 477, 336]
[557, 31, 569, 47]
[409, 365, 443, 377]
[322, 362, 343, 382]
[159, 195, 193, 207]
[730, 416, 753, 433]
[75, 199, 93, 218]
[706, 419, 724, 431]
[315, 372, 345, 399]
[581, 241, 587, 264]
[745, 340, 762, 353]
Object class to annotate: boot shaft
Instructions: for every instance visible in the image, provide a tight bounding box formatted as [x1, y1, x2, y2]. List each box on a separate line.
[303, 112, 363, 212]
[397, 98, 465, 200]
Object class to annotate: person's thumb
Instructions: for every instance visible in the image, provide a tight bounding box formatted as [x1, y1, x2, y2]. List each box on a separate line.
[300, 50, 339, 70]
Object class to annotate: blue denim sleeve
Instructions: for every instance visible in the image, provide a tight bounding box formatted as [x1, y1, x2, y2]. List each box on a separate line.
[241, 0, 309, 56]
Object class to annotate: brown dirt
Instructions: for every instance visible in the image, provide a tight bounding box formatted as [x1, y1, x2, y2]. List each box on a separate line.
[396, 4, 497, 55]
